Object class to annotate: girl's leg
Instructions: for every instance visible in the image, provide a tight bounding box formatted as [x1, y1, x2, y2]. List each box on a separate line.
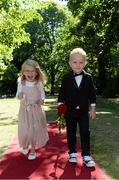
[21, 139, 29, 155]
[28, 143, 36, 160]
[30, 145, 35, 154]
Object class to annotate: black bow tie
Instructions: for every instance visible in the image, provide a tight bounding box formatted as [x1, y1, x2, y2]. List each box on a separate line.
[74, 71, 83, 77]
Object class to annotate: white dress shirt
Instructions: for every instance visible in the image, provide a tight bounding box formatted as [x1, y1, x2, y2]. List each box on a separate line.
[75, 75, 96, 107]
[75, 75, 83, 87]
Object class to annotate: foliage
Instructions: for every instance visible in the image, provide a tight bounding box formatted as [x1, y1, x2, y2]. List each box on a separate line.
[103, 76, 119, 98]
[1, 0, 119, 97]
[0, 64, 18, 94]
[0, 0, 41, 62]
[13, 1, 77, 94]
[67, 0, 119, 96]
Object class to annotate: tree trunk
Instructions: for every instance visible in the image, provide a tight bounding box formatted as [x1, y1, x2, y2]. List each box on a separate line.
[97, 53, 107, 95]
[50, 64, 55, 95]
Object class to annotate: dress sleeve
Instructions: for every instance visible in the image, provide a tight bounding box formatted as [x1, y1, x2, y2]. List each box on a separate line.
[16, 80, 23, 98]
[37, 82, 45, 99]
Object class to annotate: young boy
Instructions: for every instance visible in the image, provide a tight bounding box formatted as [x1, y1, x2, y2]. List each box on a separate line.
[58, 48, 96, 167]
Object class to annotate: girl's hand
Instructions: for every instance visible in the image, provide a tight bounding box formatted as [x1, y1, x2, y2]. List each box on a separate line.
[89, 106, 96, 120]
[18, 92, 24, 100]
[36, 99, 44, 106]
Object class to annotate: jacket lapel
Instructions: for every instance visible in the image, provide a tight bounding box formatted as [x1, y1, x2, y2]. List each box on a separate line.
[70, 70, 86, 90]
[70, 71, 79, 89]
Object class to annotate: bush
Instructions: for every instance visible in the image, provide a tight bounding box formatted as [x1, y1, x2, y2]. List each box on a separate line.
[0, 64, 18, 95]
[103, 77, 119, 98]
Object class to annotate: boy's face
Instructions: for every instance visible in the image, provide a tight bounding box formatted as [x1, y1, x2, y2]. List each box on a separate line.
[69, 54, 86, 73]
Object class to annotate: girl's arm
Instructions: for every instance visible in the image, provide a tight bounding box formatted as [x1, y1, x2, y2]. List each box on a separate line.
[16, 80, 24, 100]
[36, 82, 45, 105]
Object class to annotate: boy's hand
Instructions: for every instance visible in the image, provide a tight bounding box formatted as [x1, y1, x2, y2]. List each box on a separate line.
[90, 106, 96, 120]
[57, 102, 64, 106]
[36, 99, 44, 105]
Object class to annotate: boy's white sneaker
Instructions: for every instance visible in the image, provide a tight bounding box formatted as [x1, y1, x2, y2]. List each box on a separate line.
[69, 153, 77, 163]
[83, 155, 95, 167]
[21, 148, 29, 155]
[28, 153, 36, 160]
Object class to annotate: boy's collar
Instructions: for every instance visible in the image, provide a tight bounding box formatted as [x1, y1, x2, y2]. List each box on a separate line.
[74, 71, 83, 77]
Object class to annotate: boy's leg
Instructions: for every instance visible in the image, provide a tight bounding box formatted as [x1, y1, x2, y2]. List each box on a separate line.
[66, 116, 78, 163]
[66, 116, 77, 154]
[78, 113, 90, 156]
[78, 113, 95, 167]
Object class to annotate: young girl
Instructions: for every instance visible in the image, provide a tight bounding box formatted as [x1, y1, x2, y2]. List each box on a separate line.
[16, 59, 49, 160]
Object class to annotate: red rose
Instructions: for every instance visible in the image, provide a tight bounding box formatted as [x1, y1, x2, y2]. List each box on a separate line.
[56, 103, 67, 134]
[57, 103, 67, 114]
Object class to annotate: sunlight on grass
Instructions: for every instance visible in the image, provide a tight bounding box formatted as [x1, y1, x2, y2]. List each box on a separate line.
[44, 105, 51, 111]
[96, 111, 112, 114]
[45, 98, 57, 102]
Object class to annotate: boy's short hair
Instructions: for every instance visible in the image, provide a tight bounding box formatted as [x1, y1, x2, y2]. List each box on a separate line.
[69, 48, 86, 61]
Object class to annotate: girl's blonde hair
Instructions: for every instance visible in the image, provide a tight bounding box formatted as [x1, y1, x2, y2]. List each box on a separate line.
[69, 48, 86, 61]
[19, 59, 47, 84]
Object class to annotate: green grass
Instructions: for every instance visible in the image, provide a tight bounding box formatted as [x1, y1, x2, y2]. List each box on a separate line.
[0, 96, 119, 179]
[92, 97, 119, 179]
[0, 98, 19, 157]
[44, 95, 57, 122]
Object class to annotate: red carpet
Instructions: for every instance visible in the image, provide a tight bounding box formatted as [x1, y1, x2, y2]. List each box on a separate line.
[0, 123, 109, 180]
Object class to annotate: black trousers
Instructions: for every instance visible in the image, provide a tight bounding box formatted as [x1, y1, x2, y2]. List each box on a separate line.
[65, 112, 90, 156]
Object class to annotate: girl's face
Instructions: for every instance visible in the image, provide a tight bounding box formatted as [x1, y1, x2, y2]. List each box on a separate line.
[23, 65, 38, 82]
[69, 54, 86, 73]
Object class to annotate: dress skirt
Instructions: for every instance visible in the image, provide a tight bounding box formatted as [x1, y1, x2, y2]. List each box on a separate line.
[18, 85, 49, 148]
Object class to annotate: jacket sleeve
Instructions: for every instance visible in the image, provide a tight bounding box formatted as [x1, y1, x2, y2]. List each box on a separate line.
[88, 76, 96, 104]
[58, 76, 66, 103]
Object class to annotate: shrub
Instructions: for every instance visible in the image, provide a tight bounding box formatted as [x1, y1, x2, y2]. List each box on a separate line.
[0, 64, 18, 95]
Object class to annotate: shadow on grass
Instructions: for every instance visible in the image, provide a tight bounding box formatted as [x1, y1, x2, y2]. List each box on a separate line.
[46, 110, 57, 122]
[0, 117, 17, 126]
[45, 95, 57, 122]
[45, 105, 57, 123]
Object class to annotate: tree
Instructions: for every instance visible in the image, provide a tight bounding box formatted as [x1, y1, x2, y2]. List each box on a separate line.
[67, 0, 119, 96]
[13, 1, 76, 94]
[0, 0, 41, 63]
[0, 0, 42, 94]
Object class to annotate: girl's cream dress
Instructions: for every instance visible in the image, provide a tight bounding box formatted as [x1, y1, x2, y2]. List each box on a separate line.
[16, 80, 49, 148]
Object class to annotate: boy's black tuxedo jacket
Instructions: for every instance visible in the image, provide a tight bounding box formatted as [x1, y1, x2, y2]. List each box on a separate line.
[58, 70, 96, 115]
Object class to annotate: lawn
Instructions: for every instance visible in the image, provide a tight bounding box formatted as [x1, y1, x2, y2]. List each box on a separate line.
[0, 96, 119, 179]
[92, 97, 119, 179]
